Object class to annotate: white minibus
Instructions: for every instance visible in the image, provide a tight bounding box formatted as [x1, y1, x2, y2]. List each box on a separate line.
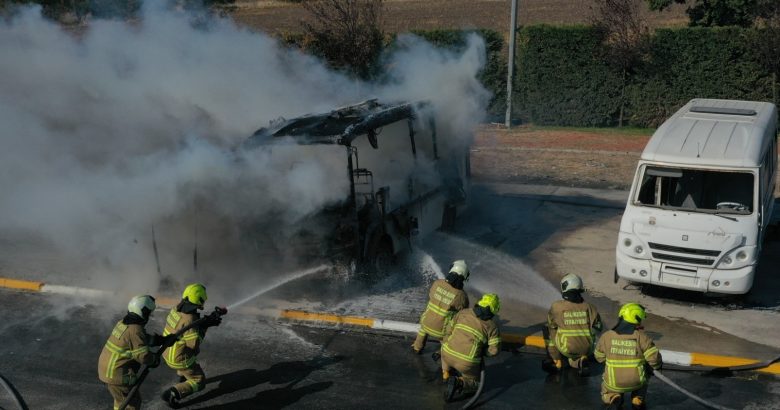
[616, 99, 777, 294]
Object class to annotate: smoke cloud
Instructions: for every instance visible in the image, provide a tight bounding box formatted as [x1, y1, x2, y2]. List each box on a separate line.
[0, 4, 489, 300]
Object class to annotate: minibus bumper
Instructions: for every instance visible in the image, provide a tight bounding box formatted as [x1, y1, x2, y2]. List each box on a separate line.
[615, 251, 754, 294]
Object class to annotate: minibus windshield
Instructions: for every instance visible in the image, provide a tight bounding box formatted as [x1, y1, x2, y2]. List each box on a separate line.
[634, 166, 754, 214]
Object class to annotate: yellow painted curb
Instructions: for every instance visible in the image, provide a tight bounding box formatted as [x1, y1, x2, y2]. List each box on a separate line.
[281, 309, 375, 328]
[0, 277, 44, 291]
[690, 352, 780, 375]
[278, 309, 780, 375]
[502, 333, 546, 349]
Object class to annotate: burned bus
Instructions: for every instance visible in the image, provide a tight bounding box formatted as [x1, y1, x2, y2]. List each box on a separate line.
[242, 99, 470, 274]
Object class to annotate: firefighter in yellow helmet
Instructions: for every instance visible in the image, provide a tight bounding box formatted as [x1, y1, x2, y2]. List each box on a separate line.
[160, 283, 222, 407]
[98, 295, 172, 410]
[543, 273, 603, 375]
[412, 260, 470, 354]
[441, 293, 501, 402]
[594, 303, 662, 410]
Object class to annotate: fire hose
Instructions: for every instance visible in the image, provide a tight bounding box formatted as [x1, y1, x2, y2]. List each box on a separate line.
[118, 306, 227, 410]
[432, 351, 485, 410]
[0, 373, 27, 410]
[460, 360, 485, 410]
[653, 370, 734, 410]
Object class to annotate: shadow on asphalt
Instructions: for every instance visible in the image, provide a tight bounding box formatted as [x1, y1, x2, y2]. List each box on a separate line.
[180, 356, 343, 408]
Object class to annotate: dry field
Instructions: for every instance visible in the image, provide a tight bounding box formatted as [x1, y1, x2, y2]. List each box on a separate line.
[471, 125, 649, 190]
[229, 0, 689, 38]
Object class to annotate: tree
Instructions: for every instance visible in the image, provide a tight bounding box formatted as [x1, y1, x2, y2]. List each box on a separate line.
[591, 0, 651, 126]
[302, 0, 384, 79]
[647, 0, 759, 27]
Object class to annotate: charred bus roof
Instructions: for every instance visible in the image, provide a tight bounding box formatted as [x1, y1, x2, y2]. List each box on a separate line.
[243, 99, 431, 149]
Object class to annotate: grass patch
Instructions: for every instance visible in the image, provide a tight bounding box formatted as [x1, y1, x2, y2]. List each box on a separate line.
[513, 125, 655, 136]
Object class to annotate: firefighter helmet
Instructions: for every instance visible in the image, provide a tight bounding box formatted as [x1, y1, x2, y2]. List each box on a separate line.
[560, 273, 584, 293]
[477, 293, 500, 315]
[127, 295, 156, 320]
[182, 283, 208, 306]
[618, 303, 646, 325]
[449, 260, 470, 280]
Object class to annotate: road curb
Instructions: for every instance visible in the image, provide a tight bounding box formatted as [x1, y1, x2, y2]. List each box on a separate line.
[0, 277, 181, 308]
[280, 309, 780, 376]
[4, 278, 778, 375]
[0, 277, 44, 291]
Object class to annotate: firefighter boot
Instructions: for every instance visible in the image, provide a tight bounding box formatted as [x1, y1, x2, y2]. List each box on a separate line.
[161, 387, 181, 408]
[542, 359, 562, 374]
[631, 396, 646, 410]
[577, 357, 591, 377]
[444, 376, 463, 402]
[605, 395, 623, 410]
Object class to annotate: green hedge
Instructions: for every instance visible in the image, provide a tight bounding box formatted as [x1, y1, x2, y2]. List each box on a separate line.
[282, 25, 775, 127]
[626, 27, 773, 127]
[514, 25, 622, 126]
[514, 25, 775, 127]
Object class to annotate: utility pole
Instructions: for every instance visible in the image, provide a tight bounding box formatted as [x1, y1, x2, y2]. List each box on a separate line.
[505, 0, 518, 128]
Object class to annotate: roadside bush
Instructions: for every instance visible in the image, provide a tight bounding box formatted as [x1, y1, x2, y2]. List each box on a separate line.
[626, 27, 772, 126]
[514, 25, 774, 127]
[515, 25, 622, 126]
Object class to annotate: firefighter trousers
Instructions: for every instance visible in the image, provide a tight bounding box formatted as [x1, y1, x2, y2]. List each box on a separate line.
[107, 383, 140, 410]
[601, 383, 648, 408]
[172, 362, 206, 399]
[441, 353, 481, 393]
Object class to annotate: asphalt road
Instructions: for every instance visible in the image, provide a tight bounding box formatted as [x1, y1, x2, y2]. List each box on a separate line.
[0, 290, 778, 410]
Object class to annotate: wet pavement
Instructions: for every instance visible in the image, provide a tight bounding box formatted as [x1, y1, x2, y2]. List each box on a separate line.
[0, 290, 778, 409]
[2, 182, 780, 409]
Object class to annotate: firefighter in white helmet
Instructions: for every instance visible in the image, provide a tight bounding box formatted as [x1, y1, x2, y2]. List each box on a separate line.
[98, 295, 173, 410]
[412, 260, 470, 354]
[543, 273, 603, 376]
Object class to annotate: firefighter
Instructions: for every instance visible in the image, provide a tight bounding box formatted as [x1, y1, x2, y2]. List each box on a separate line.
[98, 295, 171, 410]
[441, 293, 501, 402]
[412, 260, 470, 354]
[595, 303, 662, 410]
[543, 273, 603, 375]
[160, 283, 222, 406]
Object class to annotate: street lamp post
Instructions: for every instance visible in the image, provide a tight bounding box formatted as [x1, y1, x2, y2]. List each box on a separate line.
[505, 0, 518, 128]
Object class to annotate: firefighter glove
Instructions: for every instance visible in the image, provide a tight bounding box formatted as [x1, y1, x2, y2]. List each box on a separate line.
[149, 354, 161, 369]
[203, 314, 222, 329]
[149, 333, 164, 347]
[161, 334, 178, 348]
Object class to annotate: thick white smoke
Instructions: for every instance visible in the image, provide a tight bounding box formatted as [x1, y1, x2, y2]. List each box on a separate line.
[0, 4, 489, 298]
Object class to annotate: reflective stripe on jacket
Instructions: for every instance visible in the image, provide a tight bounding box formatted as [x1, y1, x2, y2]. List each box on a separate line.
[97, 321, 153, 385]
[594, 329, 662, 393]
[162, 308, 202, 369]
[441, 308, 500, 365]
[418, 279, 468, 338]
[546, 299, 602, 358]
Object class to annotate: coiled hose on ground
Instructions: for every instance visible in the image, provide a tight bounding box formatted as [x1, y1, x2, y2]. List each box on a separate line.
[0, 373, 28, 410]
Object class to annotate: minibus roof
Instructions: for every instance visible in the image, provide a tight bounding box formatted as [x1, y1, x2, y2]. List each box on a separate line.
[641, 99, 777, 168]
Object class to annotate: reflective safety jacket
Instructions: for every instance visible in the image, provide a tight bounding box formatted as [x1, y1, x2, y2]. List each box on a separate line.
[162, 308, 202, 370]
[546, 299, 602, 358]
[441, 308, 500, 365]
[594, 329, 662, 393]
[97, 321, 154, 386]
[418, 279, 469, 338]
